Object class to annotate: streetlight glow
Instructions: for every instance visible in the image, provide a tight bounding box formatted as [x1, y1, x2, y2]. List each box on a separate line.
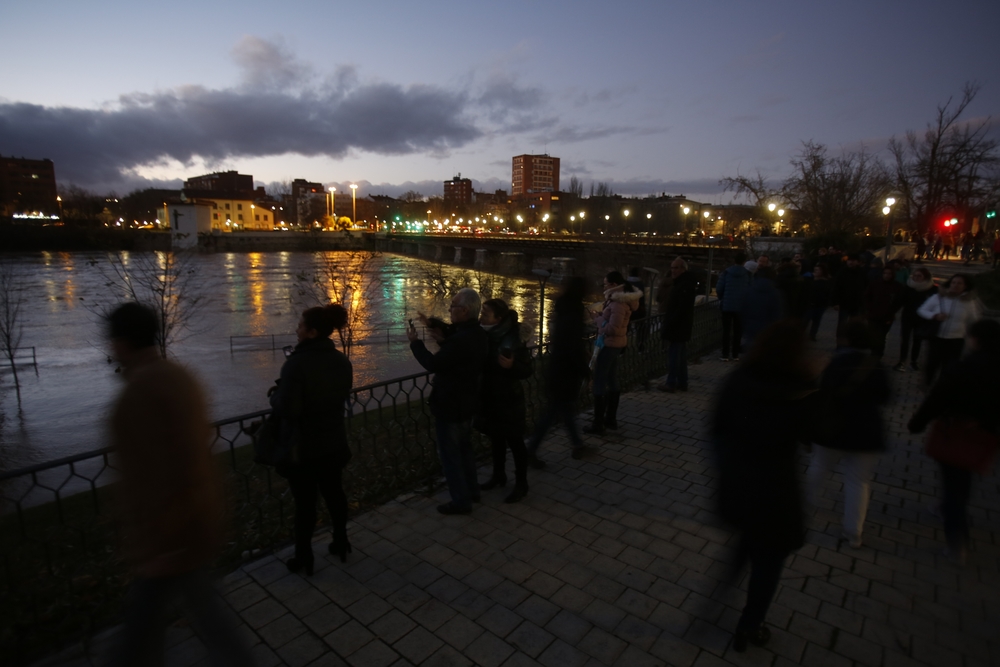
[768, 203, 777, 212]
[777, 209, 785, 217]
[886, 197, 896, 206]
[883, 206, 891, 215]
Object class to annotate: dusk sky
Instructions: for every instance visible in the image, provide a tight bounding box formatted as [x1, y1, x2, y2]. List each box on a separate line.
[1, 0, 997, 203]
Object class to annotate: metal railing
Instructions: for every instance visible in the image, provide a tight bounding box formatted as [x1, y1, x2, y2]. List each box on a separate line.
[1, 346, 37, 368]
[229, 326, 436, 353]
[0, 303, 721, 665]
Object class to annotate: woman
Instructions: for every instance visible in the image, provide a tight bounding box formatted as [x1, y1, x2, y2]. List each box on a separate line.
[476, 299, 534, 503]
[862, 267, 904, 360]
[713, 320, 813, 652]
[270, 304, 354, 575]
[803, 263, 832, 341]
[896, 267, 937, 372]
[527, 277, 588, 464]
[917, 274, 982, 385]
[587, 271, 640, 436]
[908, 319, 1000, 564]
[806, 318, 890, 549]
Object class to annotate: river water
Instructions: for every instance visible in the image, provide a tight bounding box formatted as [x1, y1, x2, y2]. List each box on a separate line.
[0, 251, 554, 472]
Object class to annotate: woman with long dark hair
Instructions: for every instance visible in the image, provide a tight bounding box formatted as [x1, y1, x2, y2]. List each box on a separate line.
[475, 299, 533, 503]
[270, 304, 354, 575]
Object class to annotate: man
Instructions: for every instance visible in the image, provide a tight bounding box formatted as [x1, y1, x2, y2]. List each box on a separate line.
[107, 303, 251, 667]
[408, 288, 489, 515]
[834, 254, 867, 327]
[715, 252, 751, 361]
[864, 266, 905, 359]
[756, 254, 771, 271]
[658, 257, 698, 393]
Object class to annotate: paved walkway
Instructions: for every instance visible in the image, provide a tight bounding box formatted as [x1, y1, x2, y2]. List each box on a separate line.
[42, 313, 1000, 667]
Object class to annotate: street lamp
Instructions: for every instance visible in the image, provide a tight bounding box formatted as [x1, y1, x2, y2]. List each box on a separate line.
[350, 184, 358, 226]
[623, 209, 630, 237]
[570, 215, 576, 235]
[56, 195, 62, 220]
[883, 196, 898, 259]
[251, 204, 255, 229]
[329, 186, 336, 225]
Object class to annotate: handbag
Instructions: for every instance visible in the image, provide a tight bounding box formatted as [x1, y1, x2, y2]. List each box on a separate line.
[925, 417, 999, 474]
[249, 414, 291, 467]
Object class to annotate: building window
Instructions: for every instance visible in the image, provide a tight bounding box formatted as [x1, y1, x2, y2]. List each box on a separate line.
[255, 214, 260, 221]
[238, 214, 243, 221]
[264, 214, 269, 221]
[213, 213, 219, 220]
[225, 203, 230, 210]
[237, 204, 243, 210]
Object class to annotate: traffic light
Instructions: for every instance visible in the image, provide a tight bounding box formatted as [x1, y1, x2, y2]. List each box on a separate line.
[987, 209, 997, 220]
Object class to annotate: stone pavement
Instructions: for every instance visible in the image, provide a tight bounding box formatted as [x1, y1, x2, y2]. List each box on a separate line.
[42, 310, 1000, 667]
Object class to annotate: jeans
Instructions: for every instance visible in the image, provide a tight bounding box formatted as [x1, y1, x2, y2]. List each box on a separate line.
[939, 462, 972, 550]
[926, 337, 965, 385]
[804, 307, 825, 340]
[806, 447, 879, 539]
[867, 321, 890, 358]
[592, 346, 622, 396]
[720, 311, 742, 358]
[109, 570, 253, 667]
[666, 341, 688, 389]
[732, 540, 788, 632]
[287, 464, 348, 563]
[899, 320, 924, 365]
[486, 427, 528, 487]
[436, 419, 478, 509]
[528, 397, 584, 454]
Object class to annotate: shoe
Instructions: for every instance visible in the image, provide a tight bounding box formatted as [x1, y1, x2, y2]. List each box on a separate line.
[437, 502, 472, 515]
[328, 540, 352, 563]
[719, 357, 730, 362]
[657, 383, 676, 393]
[842, 532, 863, 549]
[910, 361, 920, 372]
[527, 454, 547, 470]
[732, 624, 771, 653]
[732, 356, 740, 362]
[479, 475, 507, 490]
[584, 396, 607, 435]
[286, 557, 314, 576]
[677, 386, 688, 392]
[504, 486, 528, 503]
[571, 447, 585, 460]
[894, 362, 907, 372]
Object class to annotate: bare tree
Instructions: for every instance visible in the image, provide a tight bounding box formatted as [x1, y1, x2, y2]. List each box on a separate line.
[0, 259, 25, 402]
[890, 83, 999, 234]
[568, 176, 583, 197]
[91, 250, 206, 358]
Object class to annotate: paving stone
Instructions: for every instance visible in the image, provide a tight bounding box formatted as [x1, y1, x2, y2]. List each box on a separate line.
[544, 610, 592, 644]
[324, 619, 374, 656]
[393, 626, 444, 664]
[506, 621, 556, 658]
[368, 609, 417, 644]
[478, 603, 524, 638]
[277, 632, 329, 667]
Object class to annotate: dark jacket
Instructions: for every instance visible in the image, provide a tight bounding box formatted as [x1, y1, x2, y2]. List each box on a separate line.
[475, 316, 533, 434]
[909, 350, 1000, 434]
[713, 367, 811, 553]
[716, 264, 751, 313]
[817, 348, 890, 452]
[901, 281, 937, 325]
[270, 336, 353, 466]
[834, 266, 867, 313]
[741, 276, 783, 346]
[410, 319, 489, 422]
[660, 270, 698, 342]
[805, 277, 833, 310]
[547, 294, 588, 401]
[864, 279, 904, 325]
[776, 268, 807, 318]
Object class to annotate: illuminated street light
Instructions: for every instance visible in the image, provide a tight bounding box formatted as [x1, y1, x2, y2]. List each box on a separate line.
[350, 184, 358, 226]
[768, 203, 777, 212]
[886, 197, 896, 207]
[777, 209, 785, 217]
[883, 206, 892, 216]
[329, 186, 336, 223]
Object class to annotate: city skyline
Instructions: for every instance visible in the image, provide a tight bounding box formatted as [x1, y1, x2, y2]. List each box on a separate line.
[1, 0, 998, 202]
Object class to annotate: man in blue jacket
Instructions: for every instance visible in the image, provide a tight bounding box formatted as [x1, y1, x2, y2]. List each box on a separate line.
[408, 288, 489, 514]
[715, 252, 751, 361]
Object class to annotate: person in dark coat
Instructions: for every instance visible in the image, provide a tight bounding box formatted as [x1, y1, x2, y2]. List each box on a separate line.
[863, 267, 905, 359]
[271, 304, 354, 574]
[715, 252, 751, 361]
[803, 263, 833, 341]
[713, 320, 813, 652]
[776, 259, 806, 319]
[834, 255, 867, 327]
[741, 266, 783, 350]
[408, 288, 489, 514]
[895, 267, 937, 372]
[806, 319, 890, 548]
[475, 299, 534, 503]
[657, 256, 697, 392]
[908, 319, 1000, 565]
[527, 277, 588, 463]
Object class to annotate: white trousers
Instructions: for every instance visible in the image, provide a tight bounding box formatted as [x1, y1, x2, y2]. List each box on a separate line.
[806, 446, 879, 539]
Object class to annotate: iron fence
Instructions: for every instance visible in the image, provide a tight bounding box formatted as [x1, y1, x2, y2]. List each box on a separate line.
[0, 302, 720, 664]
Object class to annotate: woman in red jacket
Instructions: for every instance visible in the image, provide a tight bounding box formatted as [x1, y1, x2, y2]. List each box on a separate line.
[586, 271, 641, 438]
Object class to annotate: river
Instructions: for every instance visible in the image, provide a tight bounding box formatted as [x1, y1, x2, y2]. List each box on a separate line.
[0, 250, 555, 472]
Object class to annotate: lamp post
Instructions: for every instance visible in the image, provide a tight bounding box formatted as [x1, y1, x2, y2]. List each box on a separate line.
[329, 186, 336, 226]
[251, 204, 255, 230]
[883, 197, 897, 260]
[570, 215, 576, 235]
[623, 209, 630, 238]
[579, 211, 585, 236]
[56, 195, 63, 220]
[350, 184, 358, 226]
[646, 212, 652, 235]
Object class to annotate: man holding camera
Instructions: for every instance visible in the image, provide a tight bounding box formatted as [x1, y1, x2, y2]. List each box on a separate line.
[407, 288, 489, 514]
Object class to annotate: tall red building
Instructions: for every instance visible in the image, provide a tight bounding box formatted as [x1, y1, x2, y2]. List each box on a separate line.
[443, 174, 473, 207]
[511, 154, 559, 196]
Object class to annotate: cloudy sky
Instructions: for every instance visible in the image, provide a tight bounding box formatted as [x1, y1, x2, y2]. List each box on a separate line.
[1, 0, 997, 202]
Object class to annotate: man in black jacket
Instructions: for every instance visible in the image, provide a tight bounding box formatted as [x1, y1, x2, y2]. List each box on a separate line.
[408, 288, 489, 514]
[657, 257, 698, 392]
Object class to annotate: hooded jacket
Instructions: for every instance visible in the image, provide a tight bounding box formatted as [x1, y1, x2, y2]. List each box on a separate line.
[715, 264, 751, 313]
[594, 285, 641, 348]
[475, 315, 534, 433]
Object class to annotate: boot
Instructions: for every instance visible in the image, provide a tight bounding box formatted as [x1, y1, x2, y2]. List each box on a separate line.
[584, 396, 606, 435]
[605, 392, 621, 430]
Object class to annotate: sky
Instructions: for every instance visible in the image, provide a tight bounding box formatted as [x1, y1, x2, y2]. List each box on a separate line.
[1, 0, 998, 203]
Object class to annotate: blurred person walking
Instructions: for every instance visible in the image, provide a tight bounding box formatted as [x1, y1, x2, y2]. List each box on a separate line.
[586, 271, 641, 435]
[741, 266, 784, 351]
[863, 266, 904, 360]
[106, 303, 252, 667]
[833, 254, 867, 327]
[917, 274, 982, 385]
[715, 252, 751, 361]
[657, 257, 698, 393]
[803, 263, 833, 341]
[806, 319, 891, 548]
[408, 288, 489, 514]
[527, 277, 589, 463]
[896, 267, 937, 372]
[270, 305, 354, 574]
[712, 320, 814, 652]
[475, 299, 534, 503]
[908, 319, 1000, 564]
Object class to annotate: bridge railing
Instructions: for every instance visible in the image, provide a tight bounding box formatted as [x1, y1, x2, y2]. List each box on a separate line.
[0, 302, 720, 665]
